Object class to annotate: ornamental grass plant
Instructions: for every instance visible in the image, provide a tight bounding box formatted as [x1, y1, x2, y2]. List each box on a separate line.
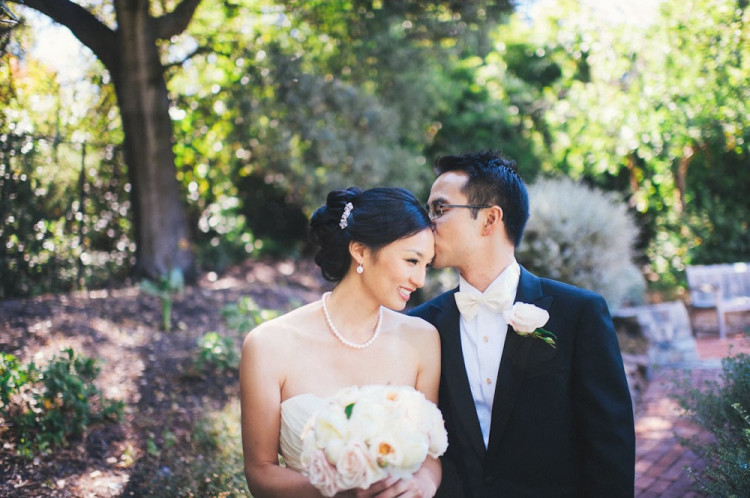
[517, 177, 646, 311]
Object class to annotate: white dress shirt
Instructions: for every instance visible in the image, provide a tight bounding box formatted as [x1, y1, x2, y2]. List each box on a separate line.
[458, 260, 520, 448]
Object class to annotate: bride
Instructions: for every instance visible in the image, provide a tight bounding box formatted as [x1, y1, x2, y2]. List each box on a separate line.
[240, 186, 442, 497]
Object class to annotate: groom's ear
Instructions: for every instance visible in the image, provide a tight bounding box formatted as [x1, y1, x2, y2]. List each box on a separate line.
[481, 206, 503, 236]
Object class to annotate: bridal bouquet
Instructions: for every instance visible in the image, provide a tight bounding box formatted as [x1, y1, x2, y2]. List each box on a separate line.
[300, 385, 448, 497]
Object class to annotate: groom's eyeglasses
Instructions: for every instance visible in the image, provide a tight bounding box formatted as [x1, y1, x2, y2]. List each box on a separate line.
[427, 201, 493, 219]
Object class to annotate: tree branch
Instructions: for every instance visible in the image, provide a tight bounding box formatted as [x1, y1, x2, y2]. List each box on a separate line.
[1, 0, 20, 24]
[155, 0, 202, 41]
[162, 44, 220, 72]
[10, 0, 117, 71]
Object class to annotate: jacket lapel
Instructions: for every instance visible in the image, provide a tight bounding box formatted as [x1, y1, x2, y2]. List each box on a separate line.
[486, 267, 553, 453]
[433, 290, 487, 459]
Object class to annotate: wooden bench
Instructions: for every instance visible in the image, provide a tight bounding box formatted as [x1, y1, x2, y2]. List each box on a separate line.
[686, 262, 750, 338]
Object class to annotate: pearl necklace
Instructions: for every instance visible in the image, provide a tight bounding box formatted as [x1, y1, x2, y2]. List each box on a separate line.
[321, 292, 383, 349]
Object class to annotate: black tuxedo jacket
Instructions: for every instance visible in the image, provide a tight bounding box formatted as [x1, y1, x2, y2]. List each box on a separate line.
[410, 267, 635, 497]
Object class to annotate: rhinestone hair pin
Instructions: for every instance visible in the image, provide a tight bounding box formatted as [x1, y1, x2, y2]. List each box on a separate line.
[339, 202, 354, 229]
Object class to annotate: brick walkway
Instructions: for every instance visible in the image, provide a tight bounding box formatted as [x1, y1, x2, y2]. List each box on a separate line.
[634, 333, 750, 497]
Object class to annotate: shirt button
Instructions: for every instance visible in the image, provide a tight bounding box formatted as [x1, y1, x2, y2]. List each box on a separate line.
[486, 378, 492, 385]
[482, 336, 489, 343]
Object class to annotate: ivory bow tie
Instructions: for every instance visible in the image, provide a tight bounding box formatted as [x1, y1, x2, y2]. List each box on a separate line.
[454, 290, 513, 321]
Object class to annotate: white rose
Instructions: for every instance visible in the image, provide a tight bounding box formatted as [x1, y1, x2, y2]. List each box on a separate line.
[313, 404, 350, 447]
[502, 302, 549, 334]
[306, 449, 341, 497]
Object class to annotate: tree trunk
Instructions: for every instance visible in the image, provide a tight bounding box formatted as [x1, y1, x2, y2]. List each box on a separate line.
[113, 0, 193, 279]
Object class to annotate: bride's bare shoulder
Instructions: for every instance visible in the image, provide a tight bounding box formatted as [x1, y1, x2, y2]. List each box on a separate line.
[384, 308, 438, 337]
[242, 300, 322, 349]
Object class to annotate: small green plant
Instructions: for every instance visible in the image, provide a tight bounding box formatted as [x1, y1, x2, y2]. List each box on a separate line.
[0, 352, 37, 408]
[2, 348, 123, 458]
[194, 332, 239, 374]
[672, 352, 750, 496]
[139, 268, 185, 332]
[220, 296, 281, 334]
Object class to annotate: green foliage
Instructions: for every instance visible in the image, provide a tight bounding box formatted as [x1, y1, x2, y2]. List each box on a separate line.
[5, 0, 520, 297]
[220, 296, 282, 334]
[673, 352, 750, 496]
[170, 0, 515, 260]
[1, 26, 133, 298]
[502, 0, 750, 287]
[0, 352, 37, 408]
[6, 0, 747, 300]
[517, 177, 646, 310]
[681, 138, 750, 265]
[1, 348, 123, 458]
[194, 332, 239, 374]
[139, 268, 185, 332]
[423, 55, 544, 180]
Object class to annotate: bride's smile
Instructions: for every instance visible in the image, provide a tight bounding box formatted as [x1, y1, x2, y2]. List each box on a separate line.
[356, 229, 434, 311]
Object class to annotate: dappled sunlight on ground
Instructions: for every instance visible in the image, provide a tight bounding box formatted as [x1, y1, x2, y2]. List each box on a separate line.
[0, 257, 330, 496]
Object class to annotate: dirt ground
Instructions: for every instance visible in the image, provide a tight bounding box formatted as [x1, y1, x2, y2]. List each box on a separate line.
[0, 257, 331, 497]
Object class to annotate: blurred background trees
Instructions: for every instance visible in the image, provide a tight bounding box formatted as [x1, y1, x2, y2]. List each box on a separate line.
[1, 0, 748, 305]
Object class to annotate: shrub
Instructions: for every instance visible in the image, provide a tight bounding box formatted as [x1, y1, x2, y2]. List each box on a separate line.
[1, 348, 123, 458]
[194, 332, 239, 374]
[0, 352, 37, 408]
[673, 352, 750, 497]
[517, 177, 646, 311]
[220, 296, 282, 334]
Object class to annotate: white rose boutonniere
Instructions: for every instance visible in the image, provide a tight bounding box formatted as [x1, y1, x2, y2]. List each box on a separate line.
[503, 302, 557, 348]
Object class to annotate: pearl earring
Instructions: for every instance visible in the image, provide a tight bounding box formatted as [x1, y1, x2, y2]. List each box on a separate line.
[356, 263, 364, 274]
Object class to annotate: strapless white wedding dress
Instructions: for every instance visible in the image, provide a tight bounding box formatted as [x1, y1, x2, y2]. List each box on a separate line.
[279, 393, 328, 472]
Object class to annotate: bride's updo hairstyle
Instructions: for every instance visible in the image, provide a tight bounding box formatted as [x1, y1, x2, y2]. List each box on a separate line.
[310, 187, 432, 282]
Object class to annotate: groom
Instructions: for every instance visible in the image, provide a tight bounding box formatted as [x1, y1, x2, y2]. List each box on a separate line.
[410, 151, 635, 497]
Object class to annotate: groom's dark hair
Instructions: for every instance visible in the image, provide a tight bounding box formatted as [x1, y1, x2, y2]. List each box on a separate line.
[434, 150, 529, 247]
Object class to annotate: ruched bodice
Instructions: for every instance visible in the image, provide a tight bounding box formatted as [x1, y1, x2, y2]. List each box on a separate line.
[279, 393, 328, 472]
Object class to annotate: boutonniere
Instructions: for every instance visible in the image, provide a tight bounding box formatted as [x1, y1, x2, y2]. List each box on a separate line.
[502, 303, 557, 348]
